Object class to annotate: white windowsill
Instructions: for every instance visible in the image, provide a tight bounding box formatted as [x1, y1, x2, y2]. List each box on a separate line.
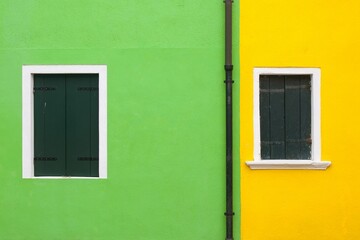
[26, 177, 105, 179]
[245, 160, 331, 170]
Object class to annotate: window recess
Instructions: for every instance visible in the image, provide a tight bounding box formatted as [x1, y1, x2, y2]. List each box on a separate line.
[260, 75, 311, 160]
[34, 74, 99, 177]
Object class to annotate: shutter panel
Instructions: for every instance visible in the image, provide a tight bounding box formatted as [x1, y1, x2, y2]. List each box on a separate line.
[66, 74, 99, 177]
[34, 74, 66, 176]
[285, 75, 312, 159]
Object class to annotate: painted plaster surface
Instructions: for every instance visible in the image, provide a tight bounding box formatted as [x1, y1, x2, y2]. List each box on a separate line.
[240, 0, 360, 239]
[0, 1, 239, 239]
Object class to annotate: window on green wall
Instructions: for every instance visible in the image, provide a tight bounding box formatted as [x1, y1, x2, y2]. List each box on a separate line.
[246, 68, 331, 170]
[22, 65, 107, 178]
[34, 74, 99, 177]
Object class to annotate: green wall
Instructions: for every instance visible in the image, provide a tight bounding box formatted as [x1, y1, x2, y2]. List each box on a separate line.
[0, 1, 239, 239]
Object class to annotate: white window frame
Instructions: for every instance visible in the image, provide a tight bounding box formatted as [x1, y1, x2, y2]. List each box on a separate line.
[246, 68, 331, 170]
[22, 65, 107, 178]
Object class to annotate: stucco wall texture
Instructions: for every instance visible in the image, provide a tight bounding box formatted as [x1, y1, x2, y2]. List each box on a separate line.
[240, 0, 360, 239]
[0, 1, 239, 240]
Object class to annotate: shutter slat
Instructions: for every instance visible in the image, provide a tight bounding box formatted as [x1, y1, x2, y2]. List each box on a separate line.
[260, 75, 271, 159]
[269, 76, 285, 159]
[300, 75, 312, 159]
[285, 76, 301, 159]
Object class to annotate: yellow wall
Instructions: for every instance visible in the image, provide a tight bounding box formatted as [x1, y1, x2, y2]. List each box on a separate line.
[240, 0, 360, 239]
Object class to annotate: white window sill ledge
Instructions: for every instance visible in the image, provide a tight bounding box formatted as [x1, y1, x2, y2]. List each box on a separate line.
[245, 160, 331, 170]
[23, 177, 105, 179]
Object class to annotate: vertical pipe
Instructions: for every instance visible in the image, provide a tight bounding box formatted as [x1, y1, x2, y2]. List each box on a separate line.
[224, 0, 234, 240]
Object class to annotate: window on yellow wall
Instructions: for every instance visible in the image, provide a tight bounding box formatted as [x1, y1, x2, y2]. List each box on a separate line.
[246, 68, 331, 170]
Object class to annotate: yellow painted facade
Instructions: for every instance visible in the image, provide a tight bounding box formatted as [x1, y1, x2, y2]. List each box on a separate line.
[240, 0, 360, 239]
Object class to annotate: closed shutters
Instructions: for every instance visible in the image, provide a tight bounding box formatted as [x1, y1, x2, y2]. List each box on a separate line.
[259, 75, 311, 160]
[34, 74, 99, 177]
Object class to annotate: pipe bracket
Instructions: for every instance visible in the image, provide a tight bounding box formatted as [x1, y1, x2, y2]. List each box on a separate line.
[224, 65, 234, 71]
[224, 80, 234, 84]
[224, 212, 235, 216]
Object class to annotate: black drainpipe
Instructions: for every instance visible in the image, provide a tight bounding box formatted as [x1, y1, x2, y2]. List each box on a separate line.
[224, 0, 234, 240]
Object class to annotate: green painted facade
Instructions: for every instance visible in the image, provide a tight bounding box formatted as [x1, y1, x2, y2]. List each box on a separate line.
[0, 1, 239, 239]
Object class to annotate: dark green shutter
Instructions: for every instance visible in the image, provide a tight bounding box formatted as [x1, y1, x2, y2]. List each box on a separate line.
[260, 76, 271, 159]
[34, 75, 66, 176]
[34, 74, 99, 177]
[260, 75, 311, 159]
[66, 74, 99, 177]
